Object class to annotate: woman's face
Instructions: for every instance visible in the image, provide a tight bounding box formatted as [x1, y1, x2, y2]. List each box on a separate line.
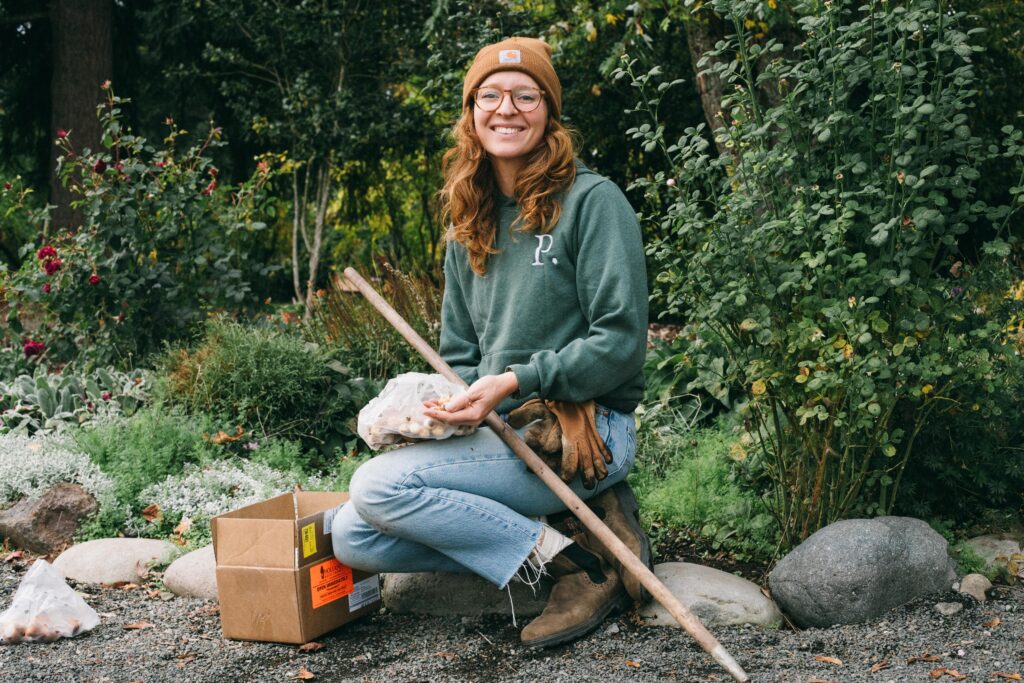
[472, 71, 548, 165]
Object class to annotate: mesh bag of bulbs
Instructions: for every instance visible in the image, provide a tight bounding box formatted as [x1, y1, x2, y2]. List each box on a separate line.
[358, 372, 476, 450]
[1, 559, 100, 643]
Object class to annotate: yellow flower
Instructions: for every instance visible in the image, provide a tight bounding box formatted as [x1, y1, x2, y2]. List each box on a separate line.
[743, 18, 756, 29]
[148, 249, 158, 263]
[605, 13, 619, 25]
[921, 384, 934, 395]
[767, 0, 777, 8]
[751, 379, 767, 396]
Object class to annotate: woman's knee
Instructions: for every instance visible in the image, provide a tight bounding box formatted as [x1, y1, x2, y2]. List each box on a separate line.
[330, 503, 375, 570]
[346, 455, 408, 527]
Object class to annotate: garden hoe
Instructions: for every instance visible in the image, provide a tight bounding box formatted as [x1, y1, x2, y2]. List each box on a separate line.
[344, 267, 750, 683]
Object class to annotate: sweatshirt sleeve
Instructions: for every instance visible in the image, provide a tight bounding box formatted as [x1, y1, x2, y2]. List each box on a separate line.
[438, 242, 481, 386]
[507, 181, 648, 402]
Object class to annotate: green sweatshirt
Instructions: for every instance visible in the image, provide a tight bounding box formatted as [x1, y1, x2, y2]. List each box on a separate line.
[440, 161, 648, 414]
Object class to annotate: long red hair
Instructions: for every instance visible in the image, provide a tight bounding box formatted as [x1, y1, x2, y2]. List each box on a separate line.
[438, 108, 578, 275]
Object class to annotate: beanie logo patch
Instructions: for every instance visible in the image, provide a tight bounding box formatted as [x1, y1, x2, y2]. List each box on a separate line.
[498, 50, 522, 64]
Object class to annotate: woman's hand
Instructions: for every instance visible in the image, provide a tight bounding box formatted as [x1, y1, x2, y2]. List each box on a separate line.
[423, 372, 519, 426]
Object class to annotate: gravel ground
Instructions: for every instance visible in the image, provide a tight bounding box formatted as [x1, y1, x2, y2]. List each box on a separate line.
[0, 558, 1021, 683]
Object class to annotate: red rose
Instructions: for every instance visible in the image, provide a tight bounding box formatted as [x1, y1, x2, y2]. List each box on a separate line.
[93, 159, 107, 174]
[3, 182, 10, 191]
[89, 273, 101, 285]
[115, 161, 124, 172]
[42, 283, 51, 294]
[44, 258, 62, 275]
[101, 391, 112, 401]
[201, 180, 218, 196]
[37, 246, 57, 261]
[56, 128, 68, 139]
[22, 339, 45, 358]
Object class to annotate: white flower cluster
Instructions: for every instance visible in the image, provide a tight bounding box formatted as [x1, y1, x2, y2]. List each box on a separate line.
[137, 459, 304, 529]
[0, 432, 114, 505]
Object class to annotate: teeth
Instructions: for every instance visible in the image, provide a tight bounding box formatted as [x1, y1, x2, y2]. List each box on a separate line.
[494, 127, 523, 135]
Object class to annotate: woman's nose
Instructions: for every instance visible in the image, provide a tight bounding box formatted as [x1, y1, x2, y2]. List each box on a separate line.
[495, 92, 519, 115]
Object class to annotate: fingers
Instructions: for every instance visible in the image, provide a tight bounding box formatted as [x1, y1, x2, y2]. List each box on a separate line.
[579, 441, 597, 489]
[507, 398, 551, 428]
[592, 447, 609, 481]
[560, 442, 579, 483]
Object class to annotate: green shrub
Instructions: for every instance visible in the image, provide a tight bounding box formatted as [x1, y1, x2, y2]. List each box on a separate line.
[71, 404, 216, 510]
[157, 318, 375, 463]
[309, 265, 441, 381]
[630, 414, 777, 563]
[1, 87, 277, 369]
[624, 0, 1024, 547]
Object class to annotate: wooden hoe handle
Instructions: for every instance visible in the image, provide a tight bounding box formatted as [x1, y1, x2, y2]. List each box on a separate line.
[344, 267, 750, 683]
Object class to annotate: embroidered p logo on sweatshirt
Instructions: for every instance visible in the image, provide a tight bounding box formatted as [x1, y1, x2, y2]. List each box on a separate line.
[532, 234, 556, 265]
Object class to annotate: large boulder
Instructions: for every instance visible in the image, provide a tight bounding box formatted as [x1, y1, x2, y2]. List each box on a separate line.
[639, 563, 782, 628]
[382, 572, 551, 617]
[769, 516, 956, 628]
[0, 483, 98, 554]
[164, 545, 217, 600]
[53, 538, 178, 584]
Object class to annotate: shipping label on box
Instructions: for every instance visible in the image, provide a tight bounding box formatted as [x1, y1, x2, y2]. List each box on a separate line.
[212, 491, 381, 644]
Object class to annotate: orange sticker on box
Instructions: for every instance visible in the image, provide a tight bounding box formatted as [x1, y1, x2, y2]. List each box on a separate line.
[309, 558, 353, 609]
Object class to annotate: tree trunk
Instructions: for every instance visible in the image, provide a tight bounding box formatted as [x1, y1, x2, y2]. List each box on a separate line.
[49, 0, 113, 233]
[684, 11, 729, 155]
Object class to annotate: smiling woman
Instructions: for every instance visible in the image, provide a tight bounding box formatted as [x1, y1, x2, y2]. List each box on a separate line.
[331, 36, 651, 650]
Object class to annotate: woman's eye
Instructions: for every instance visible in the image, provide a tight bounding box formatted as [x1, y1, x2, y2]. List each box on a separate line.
[478, 90, 501, 102]
[514, 91, 539, 103]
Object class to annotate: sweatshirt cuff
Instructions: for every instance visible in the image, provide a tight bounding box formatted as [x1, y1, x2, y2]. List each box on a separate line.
[507, 363, 540, 399]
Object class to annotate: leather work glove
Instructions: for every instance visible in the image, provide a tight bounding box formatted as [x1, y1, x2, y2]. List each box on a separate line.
[507, 399, 613, 489]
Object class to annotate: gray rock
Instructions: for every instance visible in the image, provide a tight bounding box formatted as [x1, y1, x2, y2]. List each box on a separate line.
[935, 602, 963, 616]
[638, 562, 782, 628]
[964, 534, 1024, 578]
[958, 573, 992, 603]
[53, 538, 178, 584]
[164, 545, 217, 600]
[769, 516, 956, 628]
[382, 572, 550, 616]
[0, 483, 97, 554]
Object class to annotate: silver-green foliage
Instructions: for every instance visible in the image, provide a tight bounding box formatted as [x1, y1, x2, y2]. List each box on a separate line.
[621, 0, 1024, 546]
[0, 432, 114, 506]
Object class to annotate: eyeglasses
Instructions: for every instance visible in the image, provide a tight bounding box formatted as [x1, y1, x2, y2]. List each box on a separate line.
[472, 87, 546, 113]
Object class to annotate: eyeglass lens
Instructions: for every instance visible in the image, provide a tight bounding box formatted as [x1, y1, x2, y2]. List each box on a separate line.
[474, 88, 543, 112]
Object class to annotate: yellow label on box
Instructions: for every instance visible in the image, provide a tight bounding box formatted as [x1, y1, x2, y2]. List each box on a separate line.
[301, 522, 317, 557]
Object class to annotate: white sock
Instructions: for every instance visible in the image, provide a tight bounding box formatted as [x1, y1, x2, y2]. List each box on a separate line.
[528, 523, 573, 567]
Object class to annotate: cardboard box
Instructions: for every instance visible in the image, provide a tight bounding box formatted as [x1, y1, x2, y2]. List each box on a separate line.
[212, 491, 381, 643]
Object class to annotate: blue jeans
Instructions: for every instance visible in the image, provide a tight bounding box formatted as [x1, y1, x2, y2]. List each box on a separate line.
[331, 406, 637, 589]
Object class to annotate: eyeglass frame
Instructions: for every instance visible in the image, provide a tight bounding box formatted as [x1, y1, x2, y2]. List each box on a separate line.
[470, 86, 548, 113]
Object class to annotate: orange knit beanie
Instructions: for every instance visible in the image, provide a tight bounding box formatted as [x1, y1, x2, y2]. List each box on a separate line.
[462, 37, 561, 119]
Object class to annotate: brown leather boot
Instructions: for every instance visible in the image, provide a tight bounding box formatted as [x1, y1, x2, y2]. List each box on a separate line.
[552, 481, 653, 604]
[519, 541, 628, 648]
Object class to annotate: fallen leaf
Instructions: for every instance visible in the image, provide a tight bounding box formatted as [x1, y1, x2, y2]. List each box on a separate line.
[134, 560, 150, 580]
[815, 655, 844, 666]
[871, 660, 891, 673]
[297, 642, 323, 653]
[992, 675, 1023, 681]
[142, 503, 162, 522]
[120, 582, 139, 590]
[910, 654, 943, 664]
[291, 666, 316, 680]
[173, 517, 193, 536]
[206, 425, 245, 445]
[947, 670, 967, 681]
[985, 617, 1002, 629]
[176, 654, 196, 669]
[147, 589, 161, 599]
[932, 668, 949, 679]
[4, 550, 24, 563]
[624, 660, 641, 668]
[122, 621, 155, 630]
[434, 651, 457, 659]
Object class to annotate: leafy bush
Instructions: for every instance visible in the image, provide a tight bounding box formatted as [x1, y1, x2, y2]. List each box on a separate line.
[157, 318, 375, 462]
[0, 366, 148, 435]
[630, 413, 777, 563]
[625, 0, 1023, 546]
[309, 265, 441, 381]
[0, 432, 114, 506]
[1, 86, 277, 369]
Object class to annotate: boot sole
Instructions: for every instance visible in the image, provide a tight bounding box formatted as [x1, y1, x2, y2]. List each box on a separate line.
[611, 481, 654, 604]
[520, 588, 631, 649]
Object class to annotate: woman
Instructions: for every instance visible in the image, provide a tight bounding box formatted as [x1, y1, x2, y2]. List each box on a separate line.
[332, 37, 650, 648]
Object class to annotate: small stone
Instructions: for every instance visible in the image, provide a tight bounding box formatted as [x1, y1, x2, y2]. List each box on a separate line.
[640, 562, 782, 628]
[958, 573, 992, 603]
[604, 623, 620, 635]
[935, 602, 963, 616]
[164, 545, 217, 600]
[53, 538, 178, 584]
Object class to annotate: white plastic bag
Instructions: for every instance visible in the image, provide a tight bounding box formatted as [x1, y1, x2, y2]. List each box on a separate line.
[0, 559, 100, 643]
[358, 372, 476, 450]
